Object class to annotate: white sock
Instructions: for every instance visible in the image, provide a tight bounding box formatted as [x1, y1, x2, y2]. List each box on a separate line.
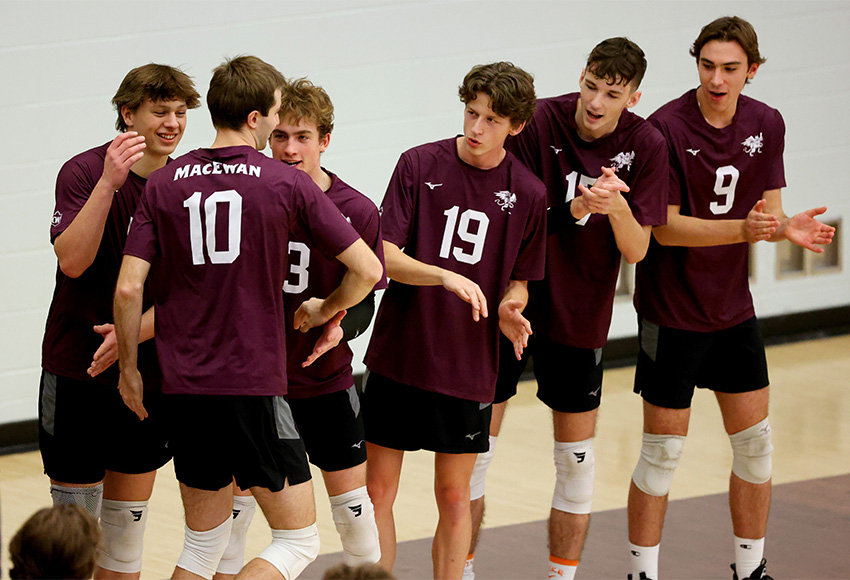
[462, 553, 475, 580]
[629, 542, 659, 579]
[734, 536, 764, 578]
[548, 556, 578, 579]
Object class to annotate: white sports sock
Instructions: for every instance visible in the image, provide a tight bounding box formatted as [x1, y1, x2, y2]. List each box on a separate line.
[734, 536, 764, 579]
[547, 555, 578, 579]
[629, 542, 659, 579]
[462, 553, 475, 580]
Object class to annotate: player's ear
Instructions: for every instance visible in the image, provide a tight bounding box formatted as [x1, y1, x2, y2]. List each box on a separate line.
[509, 120, 527, 136]
[625, 90, 642, 109]
[121, 105, 135, 129]
[747, 62, 760, 80]
[579, 67, 586, 85]
[246, 109, 260, 130]
[319, 132, 331, 153]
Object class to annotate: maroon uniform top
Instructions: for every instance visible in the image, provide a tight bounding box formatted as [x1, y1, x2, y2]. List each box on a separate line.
[284, 171, 387, 400]
[42, 143, 160, 388]
[507, 93, 668, 348]
[636, 89, 786, 331]
[364, 138, 547, 402]
[124, 146, 361, 396]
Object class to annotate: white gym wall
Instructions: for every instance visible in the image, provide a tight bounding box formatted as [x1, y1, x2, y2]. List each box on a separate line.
[1, 1, 848, 425]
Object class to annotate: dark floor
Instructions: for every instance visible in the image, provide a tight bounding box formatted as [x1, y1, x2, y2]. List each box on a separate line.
[302, 474, 850, 579]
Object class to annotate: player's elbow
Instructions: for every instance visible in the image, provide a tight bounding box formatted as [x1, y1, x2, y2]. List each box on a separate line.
[651, 226, 676, 246]
[113, 278, 143, 307]
[624, 248, 647, 265]
[362, 253, 384, 288]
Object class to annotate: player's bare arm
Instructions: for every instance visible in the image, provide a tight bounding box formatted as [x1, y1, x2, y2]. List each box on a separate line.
[54, 132, 146, 278]
[499, 279, 531, 360]
[653, 202, 776, 248]
[113, 254, 151, 420]
[382, 240, 489, 322]
[294, 238, 382, 332]
[87, 306, 155, 377]
[761, 189, 836, 252]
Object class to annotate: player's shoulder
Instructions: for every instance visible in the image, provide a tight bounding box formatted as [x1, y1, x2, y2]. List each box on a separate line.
[59, 142, 110, 178]
[326, 171, 378, 213]
[403, 137, 455, 161]
[503, 150, 547, 198]
[737, 94, 784, 126]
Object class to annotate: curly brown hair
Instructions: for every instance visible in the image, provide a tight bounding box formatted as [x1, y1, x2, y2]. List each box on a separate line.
[458, 62, 536, 127]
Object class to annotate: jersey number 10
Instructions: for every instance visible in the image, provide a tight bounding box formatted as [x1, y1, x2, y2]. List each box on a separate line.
[183, 190, 242, 265]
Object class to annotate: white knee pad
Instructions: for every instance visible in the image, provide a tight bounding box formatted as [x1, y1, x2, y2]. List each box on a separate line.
[98, 499, 148, 573]
[176, 518, 233, 580]
[216, 495, 257, 575]
[551, 438, 595, 514]
[730, 418, 773, 484]
[330, 486, 381, 566]
[469, 436, 498, 501]
[258, 523, 320, 580]
[51, 483, 103, 519]
[632, 433, 686, 497]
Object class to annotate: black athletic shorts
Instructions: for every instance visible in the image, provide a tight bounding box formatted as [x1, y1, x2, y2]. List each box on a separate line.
[38, 370, 171, 484]
[495, 333, 603, 413]
[288, 386, 367, 472]
[361, 371, 491, 454]
[634, 316, 770, 410]
[166, 394, 311, 492]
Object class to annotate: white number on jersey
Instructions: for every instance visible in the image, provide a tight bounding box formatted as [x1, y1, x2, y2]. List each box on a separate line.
[183, 190, 243, 265]
[710, 165, 739, 215]
[564, 171, 595, 225]
[439, 206, 490, 265]
[283, 241, 310, 294]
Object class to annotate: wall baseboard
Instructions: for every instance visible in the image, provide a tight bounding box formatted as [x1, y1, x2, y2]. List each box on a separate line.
[4, 305, 848, 456]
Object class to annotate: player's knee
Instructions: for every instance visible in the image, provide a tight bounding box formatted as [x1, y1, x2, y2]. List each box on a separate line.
[98, 499, 148, 574]
[631, 433, 686, 497]
[434, 482, 469, 514]
[216, 495, 257, 575]
[551, 438, 595, 514]
[330, 486, 381, 566]
[50, 483, 103, 519]
[469, 436, 498, 501]
[730, 417, 773, 484]
[176, 518, 233, 580]
[258, 523, 320, 580]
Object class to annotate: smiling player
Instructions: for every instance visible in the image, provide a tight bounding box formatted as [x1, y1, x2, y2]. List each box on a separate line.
[40, 64, 200, 579]
[270, 77, 386, 568]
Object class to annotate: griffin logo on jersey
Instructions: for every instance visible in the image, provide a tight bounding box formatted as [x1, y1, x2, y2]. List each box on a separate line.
[742, 132, 764, 157]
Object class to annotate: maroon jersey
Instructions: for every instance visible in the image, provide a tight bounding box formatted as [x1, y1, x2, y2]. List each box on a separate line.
[507, 93, 668, 348]
[284, 171, 387, 399]
[42, 143, 160, 388]
[124, 146, 361, 396]
[364, 138, 547, 402]
[636, 90, 786, 331]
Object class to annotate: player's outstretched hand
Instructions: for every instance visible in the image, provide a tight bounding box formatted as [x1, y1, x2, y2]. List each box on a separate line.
[294, 297, 335, 333]
[303, 310, 346, 368]
[88, 323, 118, 377]
[743, 199, 780, 243]
[499, 299, 532, 360]
[119, 369, 147, 421]
[101, 131, 146, 192]
[786, 206, 835, 252]
[441, 271, 488, 321]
